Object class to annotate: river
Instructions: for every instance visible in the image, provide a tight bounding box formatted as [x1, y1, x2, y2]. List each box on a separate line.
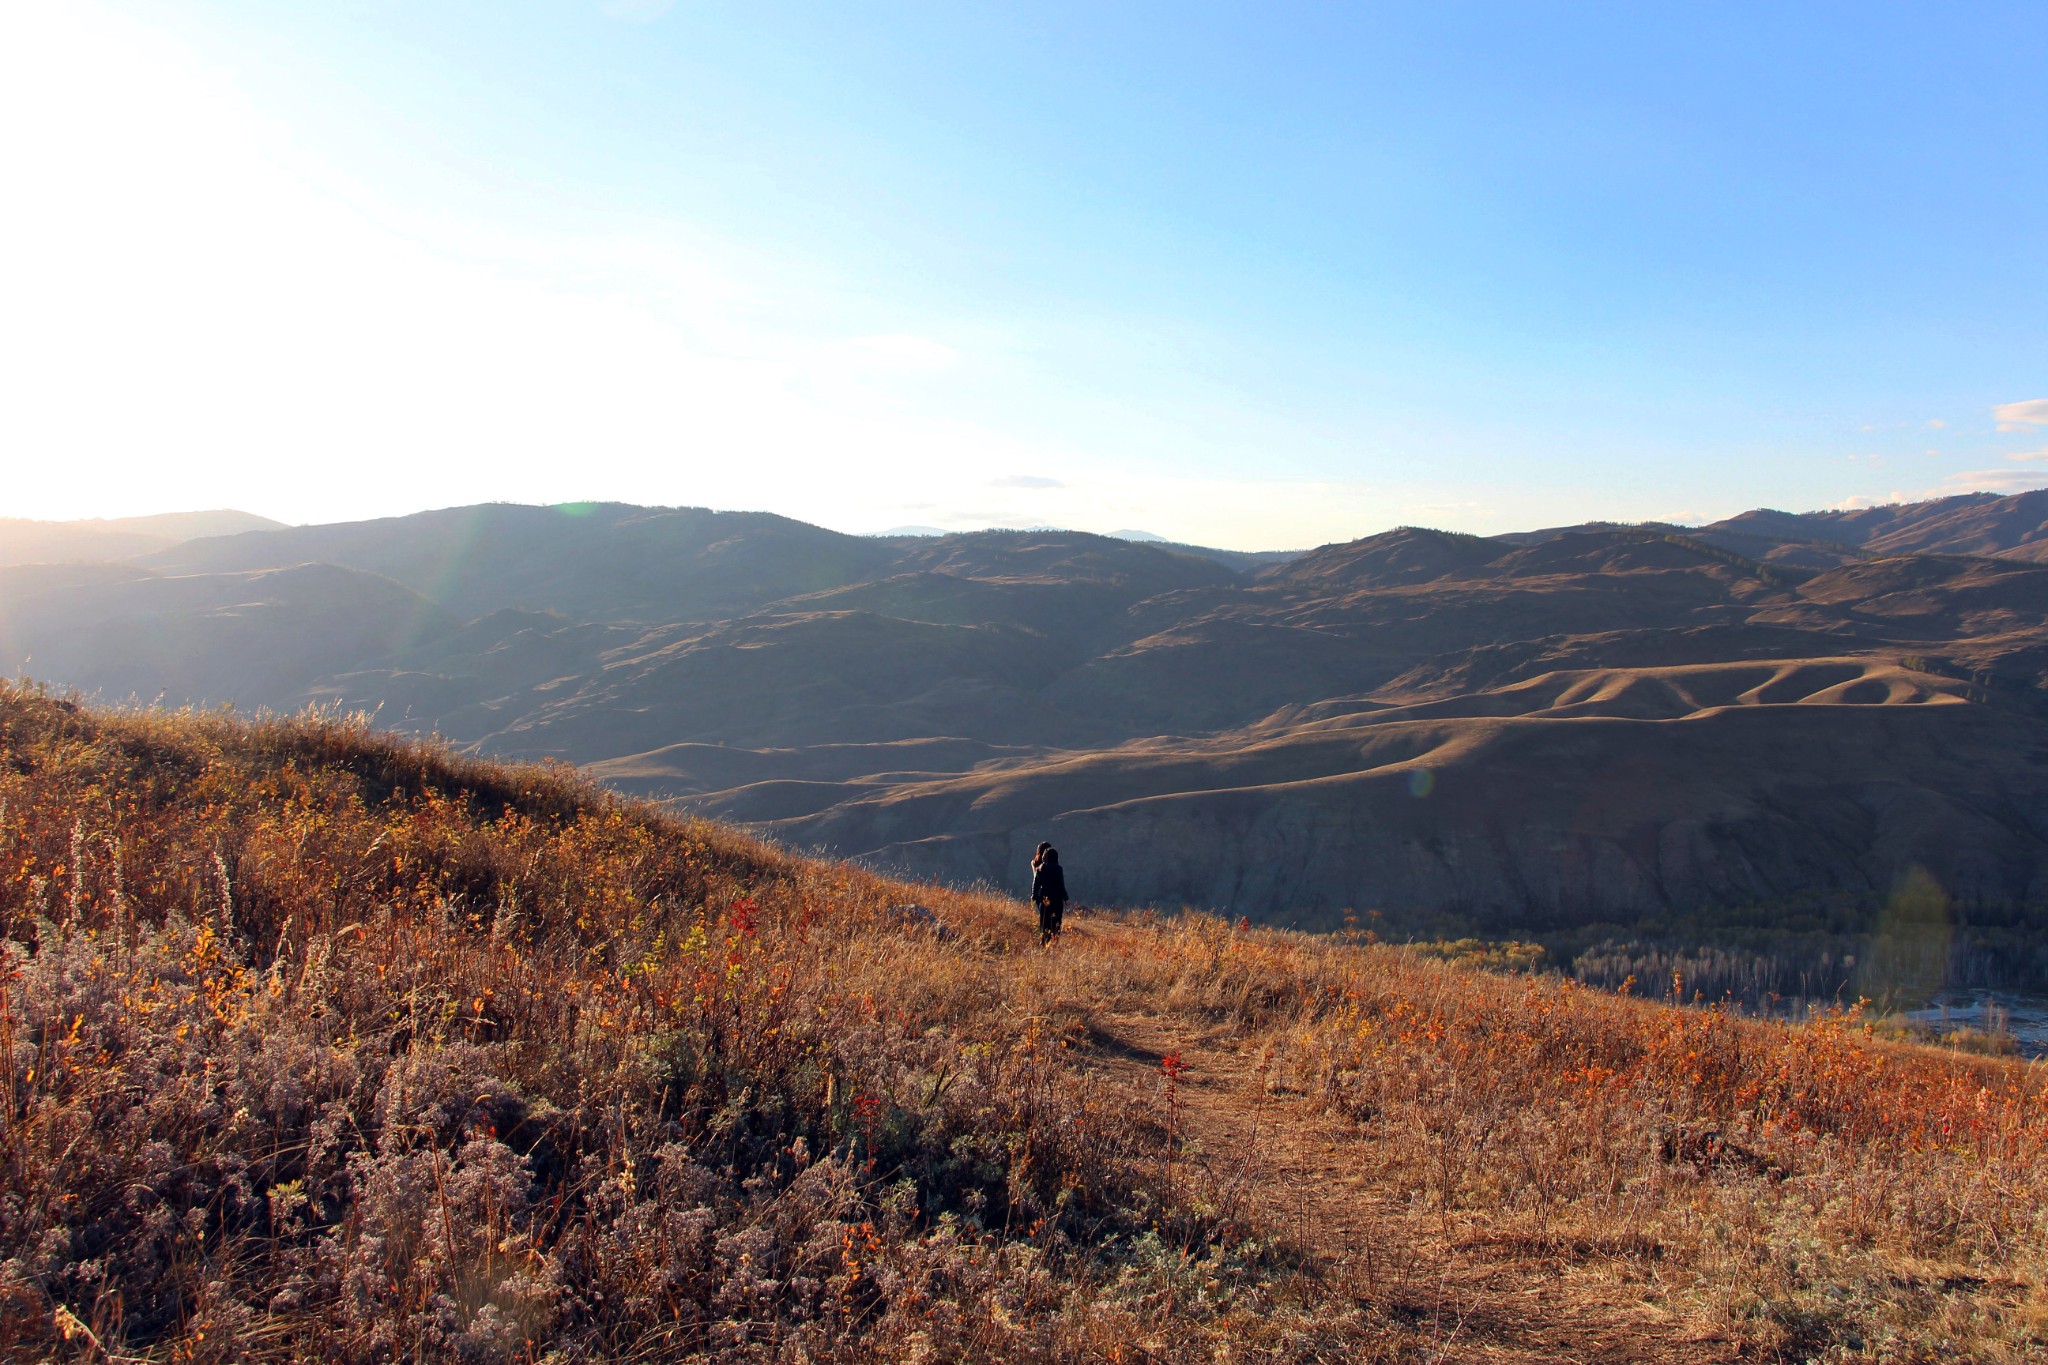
[1902, 992, 2048, 1059]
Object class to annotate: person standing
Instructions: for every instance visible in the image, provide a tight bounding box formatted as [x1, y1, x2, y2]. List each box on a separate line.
[1031, 842, 1068, 946]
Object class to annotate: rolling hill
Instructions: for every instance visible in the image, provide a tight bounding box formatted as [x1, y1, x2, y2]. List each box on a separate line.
[3, 686, 2044, 1362]
[9, 491, 2048, 942]
[0, 509, 285, 566]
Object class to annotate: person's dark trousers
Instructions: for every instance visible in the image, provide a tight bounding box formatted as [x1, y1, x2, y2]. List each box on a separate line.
[1037, 898, 1064, 945]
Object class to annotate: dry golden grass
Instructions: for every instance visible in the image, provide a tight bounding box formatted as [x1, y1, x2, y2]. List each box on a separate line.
[2, 683, 2044, 1362]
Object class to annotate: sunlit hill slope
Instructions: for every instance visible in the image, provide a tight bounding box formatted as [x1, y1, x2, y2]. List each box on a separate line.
[3, 688, 2045, 1362]
[10, 494, 2048, 952]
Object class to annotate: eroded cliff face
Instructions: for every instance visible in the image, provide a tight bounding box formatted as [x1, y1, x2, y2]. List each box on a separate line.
[17, 500, 2048, 932]
[771, 679, 2048, 930]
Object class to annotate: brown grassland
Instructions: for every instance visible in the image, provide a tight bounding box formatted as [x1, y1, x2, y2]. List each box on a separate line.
[1, 682, 2044, 1362]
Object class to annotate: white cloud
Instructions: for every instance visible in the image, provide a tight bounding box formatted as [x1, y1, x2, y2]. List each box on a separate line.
[1832, 464, 2048, 511]
[1925, 418, 1948, 430]
[1995, 399, 2048, 432]
[991, 475, 1063, 489]
[1937, 468, 2048, 495]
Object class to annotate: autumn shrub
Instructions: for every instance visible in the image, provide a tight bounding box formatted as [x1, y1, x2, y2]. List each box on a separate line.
[0, 687, 1275, 1363]
[999, 901, 2048, 1358]
[6, 684, 2047, 1363]
[1256, 947, 2048, 1357]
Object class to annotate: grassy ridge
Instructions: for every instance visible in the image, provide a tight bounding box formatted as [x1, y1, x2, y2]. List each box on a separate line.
[0, 687, 1227, 1360]
[3, 685, 2046, 1362]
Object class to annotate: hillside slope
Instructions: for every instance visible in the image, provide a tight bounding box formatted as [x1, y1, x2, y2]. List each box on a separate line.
[2, 691, 2044, 1362]
[11, 494, 2048, 932]
[1702, 488, 2048, 562]
[0, 510, 285, 567]
[743, 659, 2048, 929]
[140, 502, 906, 623]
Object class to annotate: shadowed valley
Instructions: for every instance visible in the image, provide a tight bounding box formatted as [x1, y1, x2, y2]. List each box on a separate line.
[8, 493, 2048, 959]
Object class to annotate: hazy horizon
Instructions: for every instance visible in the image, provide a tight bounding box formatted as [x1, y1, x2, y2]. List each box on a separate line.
[11, 488, 1996, 556]
[3, 2, 2043, 552]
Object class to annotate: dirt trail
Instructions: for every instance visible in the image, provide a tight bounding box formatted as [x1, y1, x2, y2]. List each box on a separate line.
[1084, 1009, 1740, 1364]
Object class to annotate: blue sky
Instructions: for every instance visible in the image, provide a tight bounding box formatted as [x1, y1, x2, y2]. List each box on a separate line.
[2, 1, 2042, 548]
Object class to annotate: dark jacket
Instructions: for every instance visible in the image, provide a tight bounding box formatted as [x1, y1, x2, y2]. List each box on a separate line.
[1031, 859, 1067, 908]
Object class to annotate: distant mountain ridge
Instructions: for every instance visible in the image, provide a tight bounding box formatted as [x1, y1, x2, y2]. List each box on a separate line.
[1701, 488, 2048, 562]
[10, 488, 2048, 933]
[142, 502, 900, 622]
[0, 509, 286, 566]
